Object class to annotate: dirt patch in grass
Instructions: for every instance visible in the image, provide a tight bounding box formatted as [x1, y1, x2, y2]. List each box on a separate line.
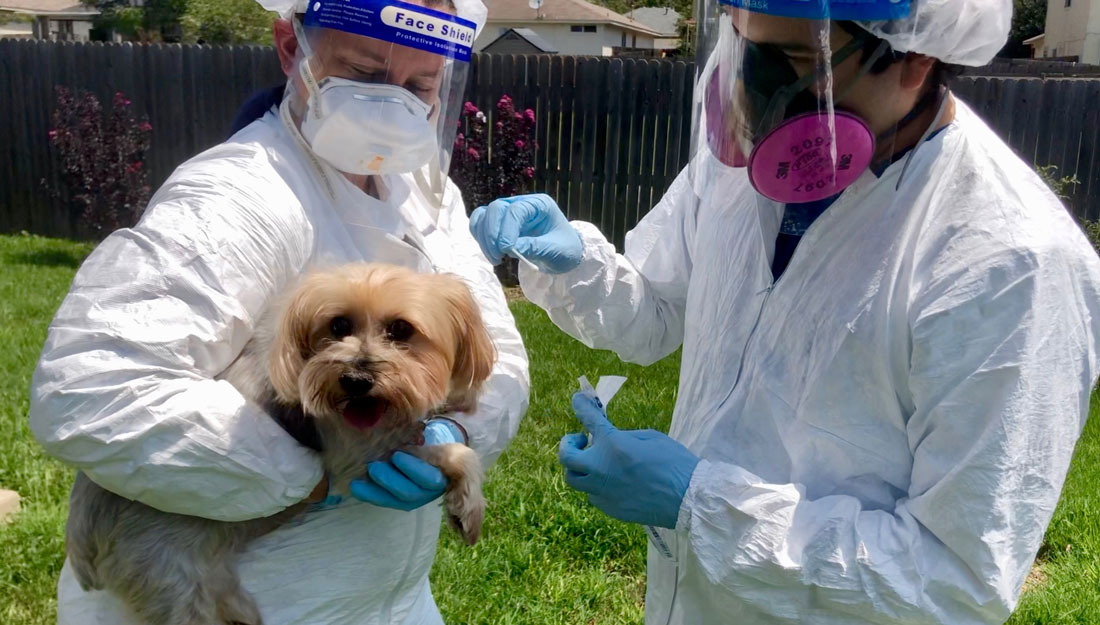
[504, 286, 527, 303]
[1022, 561, 1049, 594]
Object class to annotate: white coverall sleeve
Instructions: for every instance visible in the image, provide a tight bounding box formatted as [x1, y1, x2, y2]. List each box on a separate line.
[441, 194, 530, 469]
[677, 244, 1100, 624]
[29, 164, 323, 522]
[518, 169, 696, 366]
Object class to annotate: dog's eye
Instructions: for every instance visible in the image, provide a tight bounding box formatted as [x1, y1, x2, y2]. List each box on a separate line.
[386, 319, 415, 342]
[330, 316, 354, 338]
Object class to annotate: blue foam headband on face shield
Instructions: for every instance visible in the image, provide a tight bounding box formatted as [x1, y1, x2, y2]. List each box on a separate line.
[717, 0, 911, 21]
[304, 0, 477, 61]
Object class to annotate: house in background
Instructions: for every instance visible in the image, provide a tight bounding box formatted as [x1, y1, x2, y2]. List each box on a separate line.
[0, 0, 99, 42]
[474, 0, 662, 57]
[1037, 0, 1100, 63]
[481, 27, 559, 54]
[1022, 32, 1045, 58]
[624, 6, 681, 53]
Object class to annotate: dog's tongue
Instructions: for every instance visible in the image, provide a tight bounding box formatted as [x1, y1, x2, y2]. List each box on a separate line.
[343, 398, 386, 429]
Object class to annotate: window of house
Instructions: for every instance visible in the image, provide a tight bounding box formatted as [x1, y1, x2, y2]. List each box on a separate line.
[584, 25, 597, 32]
[1065, 0, 1071, 7]
[621, 32, 627, 47]
[571, 25, 582, 32]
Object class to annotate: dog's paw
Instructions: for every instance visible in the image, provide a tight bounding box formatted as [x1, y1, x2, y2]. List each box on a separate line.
[445, 484, 485, 546]
[406, 442, 485, 545]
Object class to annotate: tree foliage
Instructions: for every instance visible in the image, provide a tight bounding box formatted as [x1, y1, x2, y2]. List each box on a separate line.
[1002, 0, 1047, 58]
[83, 0, 187, 42]
[181, 0, 276, 44]
[83, 0, 275, 44]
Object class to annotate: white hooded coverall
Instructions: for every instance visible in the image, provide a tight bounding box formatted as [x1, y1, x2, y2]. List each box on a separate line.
[521, 101, 1100, 624]
[30, 109, 530, 625]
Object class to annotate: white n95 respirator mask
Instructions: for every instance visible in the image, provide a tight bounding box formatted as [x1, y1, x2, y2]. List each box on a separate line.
[298, 61, 438, 176]
[285, 0, 484, 187]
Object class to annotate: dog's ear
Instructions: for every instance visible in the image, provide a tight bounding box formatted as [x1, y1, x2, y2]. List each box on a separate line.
[436, 274, 496, 409]
[268, 283, 317, 404]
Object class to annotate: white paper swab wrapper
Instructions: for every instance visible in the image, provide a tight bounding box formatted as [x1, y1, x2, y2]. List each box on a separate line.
[577, 375, 627, 444]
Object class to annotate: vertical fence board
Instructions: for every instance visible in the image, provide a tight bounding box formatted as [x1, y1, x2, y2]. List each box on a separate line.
[618, 58, 644, 234]
[5, 42, 29, 231]
[545, 55, 563, 202]
[1033, 79, 1062, 170]
[0, 41, 15, 226]
[533, 55, 551, 193]
[558, 56, 577, 217]
[1079, 82, 1100, 220]
[600, 58, 625, 244]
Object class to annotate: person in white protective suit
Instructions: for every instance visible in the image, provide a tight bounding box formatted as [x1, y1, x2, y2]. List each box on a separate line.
[29, 0, 529, 622]
[469, 0, 1100, 623]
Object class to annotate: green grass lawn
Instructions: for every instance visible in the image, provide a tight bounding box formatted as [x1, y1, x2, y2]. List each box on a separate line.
[0, 232, 1097, 624]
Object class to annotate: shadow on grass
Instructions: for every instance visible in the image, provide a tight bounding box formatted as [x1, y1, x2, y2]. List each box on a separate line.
[4, 249, 84, 268]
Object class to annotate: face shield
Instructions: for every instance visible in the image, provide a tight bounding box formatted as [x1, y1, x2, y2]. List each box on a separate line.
[690, 0, 949, 205]
[280, 0, 483, 192]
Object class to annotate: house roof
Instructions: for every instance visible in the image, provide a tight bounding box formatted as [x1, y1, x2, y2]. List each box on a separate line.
[0, 0, 97, 16]
[482, 0, 662, 37]
[1022, 33, 1045, 46]
[624, 6, 681, 37]
[509, 27, 558, 52]
[482, 27, 559, 52]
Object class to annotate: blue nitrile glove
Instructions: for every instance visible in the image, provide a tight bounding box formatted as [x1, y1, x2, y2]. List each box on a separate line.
[558, 392, 700, 529]
[468, 193, 584, 274]
[349, 420, 463, 510]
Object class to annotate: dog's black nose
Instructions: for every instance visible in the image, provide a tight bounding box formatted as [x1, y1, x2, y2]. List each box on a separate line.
[339, 375, 374, 397]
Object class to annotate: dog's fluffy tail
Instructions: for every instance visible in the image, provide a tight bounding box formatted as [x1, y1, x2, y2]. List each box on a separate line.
[66, 472, 105, 591]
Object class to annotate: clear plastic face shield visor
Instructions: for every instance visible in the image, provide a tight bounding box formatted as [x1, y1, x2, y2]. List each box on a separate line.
[690, 0, 948, 205]
[283, 0, 483, 194]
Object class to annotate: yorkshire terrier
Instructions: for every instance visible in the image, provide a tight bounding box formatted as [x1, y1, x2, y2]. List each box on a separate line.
[64, 263, 496, 625]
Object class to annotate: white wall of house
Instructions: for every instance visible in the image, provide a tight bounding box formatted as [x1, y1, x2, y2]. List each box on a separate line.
[1042, 0, 1100, 63]
[0, 19, 33, 38]
[475, 22, 655, 55]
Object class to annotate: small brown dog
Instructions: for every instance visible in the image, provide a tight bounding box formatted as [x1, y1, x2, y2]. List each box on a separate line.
[64, 263, 496, 625]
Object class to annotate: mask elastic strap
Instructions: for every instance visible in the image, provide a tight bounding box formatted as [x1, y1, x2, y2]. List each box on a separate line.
[292, 18, 325, 118]
[895, 86, 950, 191]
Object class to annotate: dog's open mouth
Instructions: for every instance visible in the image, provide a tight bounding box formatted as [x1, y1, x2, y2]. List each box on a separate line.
[342, 397, 388, 429]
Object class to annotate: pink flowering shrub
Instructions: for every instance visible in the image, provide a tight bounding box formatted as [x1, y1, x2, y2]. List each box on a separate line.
[47, 87, 153, 234]
[450, 95, 537, 212]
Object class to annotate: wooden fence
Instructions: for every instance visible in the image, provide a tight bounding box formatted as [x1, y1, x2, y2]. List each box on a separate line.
[0, 39, 1097, 243]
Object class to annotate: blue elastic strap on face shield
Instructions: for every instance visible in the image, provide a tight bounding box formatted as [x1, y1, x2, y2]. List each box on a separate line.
[717, 0, 911, 21]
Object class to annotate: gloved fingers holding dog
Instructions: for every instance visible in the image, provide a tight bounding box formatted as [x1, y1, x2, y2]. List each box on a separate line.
[349, 419, 464, 510]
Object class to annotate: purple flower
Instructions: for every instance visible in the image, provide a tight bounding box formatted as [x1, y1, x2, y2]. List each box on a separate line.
[515, 140, 525, 150]
[524, 109, 535, 124]
[467, 147, 480, 160]
[47, 129, 58, 141]
[139, 122, 152, 132]
[463, 102, 478, 116]
[524, 167, 535, 179]
[495, 121, 504, 131]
